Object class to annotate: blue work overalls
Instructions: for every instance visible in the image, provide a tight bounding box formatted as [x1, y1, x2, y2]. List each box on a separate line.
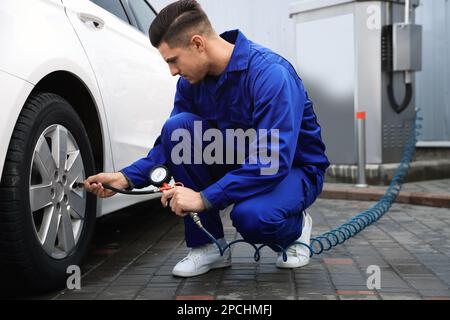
[122, 30, 330, 250]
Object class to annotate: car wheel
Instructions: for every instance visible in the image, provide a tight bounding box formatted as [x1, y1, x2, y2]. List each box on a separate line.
[0, 92, 97, 294]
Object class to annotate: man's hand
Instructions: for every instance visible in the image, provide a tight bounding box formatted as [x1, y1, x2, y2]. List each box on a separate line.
[161, 186, 206, 217]
[84, 172, 129, 198]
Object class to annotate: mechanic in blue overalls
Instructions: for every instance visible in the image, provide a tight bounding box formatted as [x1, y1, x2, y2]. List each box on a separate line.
[85, 0, 330, 278]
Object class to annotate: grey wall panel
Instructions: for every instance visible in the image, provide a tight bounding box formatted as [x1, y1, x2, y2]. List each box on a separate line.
[295, 12, 356, 164]
[415, 0, 450, 142]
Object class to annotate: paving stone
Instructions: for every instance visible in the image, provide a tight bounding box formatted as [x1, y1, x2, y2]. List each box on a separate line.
[404, 277, 450, 291]
[376, 287, 418, 293]
[217, 293, 255, 300]
[387, 258, 421, 265]
[146, 282, 180, 288]
[435, 273, 450, 285]
[176, 295, 215, 300]
[183, 271, 223, 283]
[416, 289, 450, 297]
[297, 294, 338, 300]
[55, 286, 105, 300]
[323, 258, 354, 265]
[111, 274, 152, 286]
[297, 288, 337, 295]
[254, 294, 295, 300]
[255, 282, 294, 299]
[326, 265, 362, 274]
[329, 275, 367, 287]
[220, 279, 256, 287]
[338, 295, 380, 300]
[31, 195, 450, 300]
[393, 265, 434, 276]
[177, 282, 218, 296]
[96, 286, 142, 300]
[225, 268, 257, 275]
[148, 275, 183, 284]
[336, 289, 377, 295]
[379, 293, 422, 300]
[377, 279, 412, 289]
[123, 267, 158, 276]
[334, 285, 375, 292]
[81, 268, 122, 286]
[222, 274, 256, 281]
[256, 273, 292, 282]
[217, 281, 257, 301]
[136, 287, 177, 300]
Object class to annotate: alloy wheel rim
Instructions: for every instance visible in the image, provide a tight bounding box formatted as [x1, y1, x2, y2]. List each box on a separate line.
[29, 124, 86, 259]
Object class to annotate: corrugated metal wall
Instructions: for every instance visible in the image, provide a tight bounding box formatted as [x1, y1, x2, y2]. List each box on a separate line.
[415, 0, 450, 142]
[151, 0, 450, 143]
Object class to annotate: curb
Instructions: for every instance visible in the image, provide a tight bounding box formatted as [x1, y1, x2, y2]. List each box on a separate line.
[320, 185, 450, 208]
[324, 160, 450, 185]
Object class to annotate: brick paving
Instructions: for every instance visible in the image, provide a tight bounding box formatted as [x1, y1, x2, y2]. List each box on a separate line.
[32, 179, 450, 300]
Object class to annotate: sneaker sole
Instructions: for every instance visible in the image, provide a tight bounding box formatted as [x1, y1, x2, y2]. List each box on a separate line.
[276, 257, 310, 269]
[172, 256, 232, 278]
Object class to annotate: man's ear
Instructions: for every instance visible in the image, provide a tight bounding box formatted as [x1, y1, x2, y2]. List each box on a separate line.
[190, 35, 205, 52]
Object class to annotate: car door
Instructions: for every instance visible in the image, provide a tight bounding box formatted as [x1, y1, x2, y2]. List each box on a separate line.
[62, 0, 176, 175]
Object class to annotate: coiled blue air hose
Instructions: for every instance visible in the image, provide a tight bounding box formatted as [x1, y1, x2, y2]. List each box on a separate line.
[192, 112, 422, 261]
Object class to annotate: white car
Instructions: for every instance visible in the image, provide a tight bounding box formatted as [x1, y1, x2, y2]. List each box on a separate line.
[0, 0, 176, 292]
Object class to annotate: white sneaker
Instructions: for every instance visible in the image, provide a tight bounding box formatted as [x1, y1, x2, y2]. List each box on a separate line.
[276, 211, 312, 269]
[172, 238, 231, 277]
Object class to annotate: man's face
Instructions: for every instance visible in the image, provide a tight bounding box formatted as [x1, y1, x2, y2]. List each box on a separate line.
[158, 39, 209, 85]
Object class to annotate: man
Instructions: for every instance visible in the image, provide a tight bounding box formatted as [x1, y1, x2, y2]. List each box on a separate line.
[85, 0, 329, 277]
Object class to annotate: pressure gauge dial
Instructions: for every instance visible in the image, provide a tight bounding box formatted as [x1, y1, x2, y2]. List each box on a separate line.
[149, 165, 171, 187]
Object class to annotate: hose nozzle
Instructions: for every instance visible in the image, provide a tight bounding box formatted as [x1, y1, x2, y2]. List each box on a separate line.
[190, 212, 204, 229]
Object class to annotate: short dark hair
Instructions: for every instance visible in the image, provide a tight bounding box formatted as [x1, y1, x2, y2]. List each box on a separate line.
[149, 0, 213, 48]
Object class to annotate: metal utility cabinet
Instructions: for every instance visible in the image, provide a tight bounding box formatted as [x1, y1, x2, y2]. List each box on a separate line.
[289, 0, 422, 165]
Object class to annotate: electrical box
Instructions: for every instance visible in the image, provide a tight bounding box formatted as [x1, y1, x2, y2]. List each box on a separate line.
[393, 23, 422, 72]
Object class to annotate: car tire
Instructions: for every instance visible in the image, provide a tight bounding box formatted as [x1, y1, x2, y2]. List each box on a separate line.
[0, 92, 97, 294]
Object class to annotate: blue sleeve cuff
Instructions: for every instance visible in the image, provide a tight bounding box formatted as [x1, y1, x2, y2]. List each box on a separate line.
[201, 182, 233, 211]
[120, 166, 149, 189]
[200, 191, 213, 211]
[119, 170, 135, 191]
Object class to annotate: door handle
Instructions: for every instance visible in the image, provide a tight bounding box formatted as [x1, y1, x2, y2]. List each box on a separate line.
[77, 12, 105, 29]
